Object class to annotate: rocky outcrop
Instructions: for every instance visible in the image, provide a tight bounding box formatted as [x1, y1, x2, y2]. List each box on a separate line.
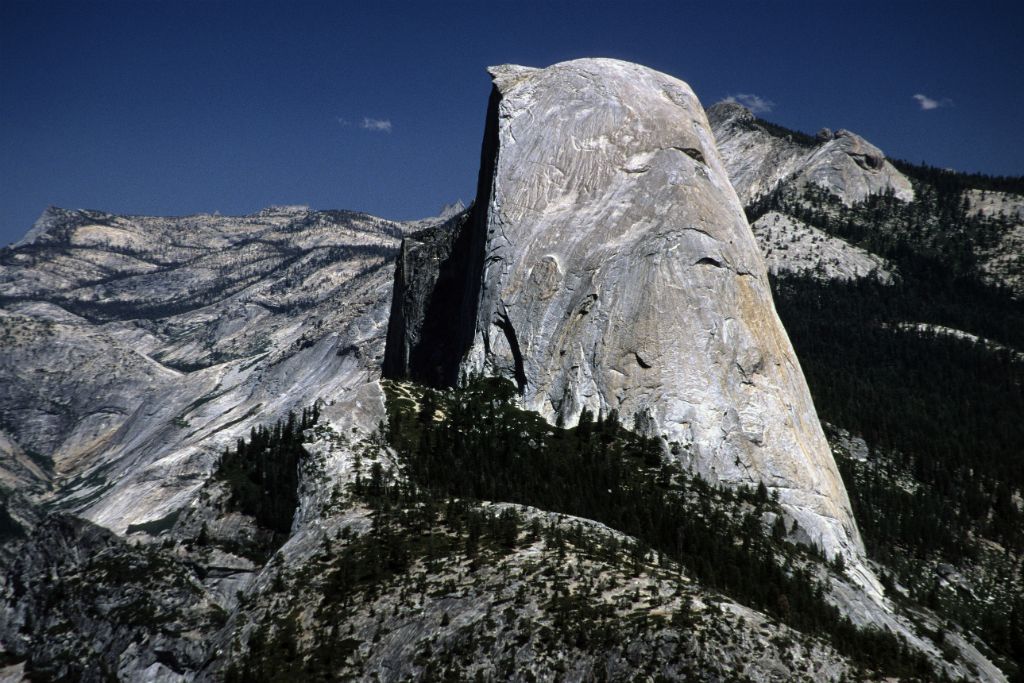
[420, 58, 865, 566]
[707, 102, 914, 206]
[966, 189, 1024, 296]
[398, 199, 467, 233]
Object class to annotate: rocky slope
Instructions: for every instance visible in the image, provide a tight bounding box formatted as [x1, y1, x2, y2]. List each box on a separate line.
[713, 102, 1023, 680]
[966, 189, 1024, 294]
[380, 59, 1010, 680]
[706, 102, 914, 209]
[0, 58, 1014, 682]
[0, 204, 411, 679]
[0, 204, 402, 537]
[708, 101, 1024, 298]
[751, 211, 894, 283]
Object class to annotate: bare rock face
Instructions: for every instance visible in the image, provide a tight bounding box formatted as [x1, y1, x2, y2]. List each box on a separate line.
[461, 58, 864, 562]
[707, 102, 913, 206]
[0, 206, 402, 535]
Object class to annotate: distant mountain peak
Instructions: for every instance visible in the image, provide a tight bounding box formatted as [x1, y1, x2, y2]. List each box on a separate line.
[399, 199, 469, 231]
[709, 103, 913, 206]
[706, 100, 755, 125]
[437, 199, 465, 218]
[10, 206, 74, 248]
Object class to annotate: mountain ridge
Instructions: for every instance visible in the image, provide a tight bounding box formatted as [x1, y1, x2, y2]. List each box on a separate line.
[0, 59, 1018, 681]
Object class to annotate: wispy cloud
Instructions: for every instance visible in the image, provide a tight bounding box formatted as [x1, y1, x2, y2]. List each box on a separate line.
[336, 116, 393, 132]
[913, 93, 952, 111]
[723, 93, 775, 114]
[361, 117, 392, 132]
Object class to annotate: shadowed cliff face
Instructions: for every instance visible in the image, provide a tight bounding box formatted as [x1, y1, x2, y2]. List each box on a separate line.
[387, 58, 869, 571]
[382, 88, 503, 388]
[382, 211, 473, 387]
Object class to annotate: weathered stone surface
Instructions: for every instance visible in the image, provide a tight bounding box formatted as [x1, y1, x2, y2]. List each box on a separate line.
[0, 206, 402, 535]
[0, 514, 221, 681]
[707, 102, 914, 206]
[0, 205, 406, 679]
[460, 58, 864, 564]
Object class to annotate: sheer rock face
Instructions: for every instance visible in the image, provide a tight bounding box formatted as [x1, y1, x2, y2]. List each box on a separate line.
[383, 209, 474, 387]
[462, 58, 864, 563]
[707, 102, 913, 206]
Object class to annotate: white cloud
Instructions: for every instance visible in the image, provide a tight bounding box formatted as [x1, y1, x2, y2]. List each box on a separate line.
[361, 117, 392, 132]
[336, 116, 393, 132]
[723, 93, 775, 114]
[913, 93, 952, 110]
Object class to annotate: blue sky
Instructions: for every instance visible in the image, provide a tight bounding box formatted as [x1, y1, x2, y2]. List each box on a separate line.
[2, 0, 1022, 245]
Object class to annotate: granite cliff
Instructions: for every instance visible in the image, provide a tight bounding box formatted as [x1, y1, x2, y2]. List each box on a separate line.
[387, 59, 866, 570]
[0, 59, 1013, 682]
